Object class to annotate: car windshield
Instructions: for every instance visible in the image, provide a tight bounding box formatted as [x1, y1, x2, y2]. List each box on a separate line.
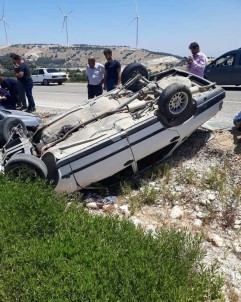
[46, 68, 60, 73]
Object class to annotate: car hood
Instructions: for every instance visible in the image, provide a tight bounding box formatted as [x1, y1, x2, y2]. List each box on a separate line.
[0, 109, 42, 128]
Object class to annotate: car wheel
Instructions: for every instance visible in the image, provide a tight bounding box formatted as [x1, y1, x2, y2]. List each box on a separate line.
[157, 83, 195, 119]
[121, 63, 149, 92]
[58, 82, 63, 85]
[43, 79, 49, 86]
[0, 117, 27, 147]
[4, 153, 48, 181]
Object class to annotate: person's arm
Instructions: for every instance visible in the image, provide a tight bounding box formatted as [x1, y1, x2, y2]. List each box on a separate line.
[103, 69, 107, 90]
[86, 66, 89, 84]
[15, 63, 25, 79]
[190, 54, 207, 72]
[116, 68, 121, 88]
[116, 61, 121, 88]
[15, 71, 24, 79]
[0, 96, 6, 102]
[192, 56, 207, 68]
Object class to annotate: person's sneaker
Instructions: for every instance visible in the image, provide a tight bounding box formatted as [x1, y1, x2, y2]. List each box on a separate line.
[26, 107, 36, 113]
[19, 105, 27, 111]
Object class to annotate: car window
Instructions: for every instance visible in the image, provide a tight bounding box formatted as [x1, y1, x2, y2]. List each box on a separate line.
[39, 69, 44, 75]
[46, 68, 59, 73]
[32, 70, 38, 75]
[213, 54, 235, 67]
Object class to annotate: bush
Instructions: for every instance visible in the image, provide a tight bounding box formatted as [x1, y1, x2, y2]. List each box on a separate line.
[0, 176, 223, 301]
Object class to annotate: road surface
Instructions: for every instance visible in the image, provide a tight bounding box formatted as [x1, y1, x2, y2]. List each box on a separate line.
[32, 83, 241, 127]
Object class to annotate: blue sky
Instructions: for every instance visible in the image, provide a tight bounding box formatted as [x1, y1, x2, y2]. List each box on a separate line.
[0, 0, 240, 57]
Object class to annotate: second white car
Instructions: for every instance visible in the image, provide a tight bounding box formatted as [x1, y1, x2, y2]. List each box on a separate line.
[31, 68, 68, 85]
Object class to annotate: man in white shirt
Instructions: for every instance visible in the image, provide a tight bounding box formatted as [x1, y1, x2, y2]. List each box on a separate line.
[86, 57, 105, 99]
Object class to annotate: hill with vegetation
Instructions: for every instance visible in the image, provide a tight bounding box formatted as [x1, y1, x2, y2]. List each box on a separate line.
[0, 43, 185, 75]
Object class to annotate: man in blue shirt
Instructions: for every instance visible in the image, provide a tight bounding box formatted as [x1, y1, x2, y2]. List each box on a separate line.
[103, 49, 121, 92]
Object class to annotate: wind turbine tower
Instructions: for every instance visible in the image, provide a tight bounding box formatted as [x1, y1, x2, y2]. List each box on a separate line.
[0, 4, 10, 46]
[59, 7, 73, 47]
[129, 3, 140, 49]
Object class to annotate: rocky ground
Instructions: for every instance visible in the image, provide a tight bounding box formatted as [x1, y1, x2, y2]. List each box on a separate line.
[82, 128, 241, 302]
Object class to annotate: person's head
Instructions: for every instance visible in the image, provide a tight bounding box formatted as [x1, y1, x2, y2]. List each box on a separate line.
[11, 54, 21, 64]
[189, 42, 200, 55]
[103, 48, 112, 61]
[88, 56, 96, 68]
[0, 75, 5, 83]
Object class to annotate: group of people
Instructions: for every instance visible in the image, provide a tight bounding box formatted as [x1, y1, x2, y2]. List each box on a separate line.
[0, 54, 36, 112]
[86, 48, 121, 99]
[86, 43, 209, 100]
[0, 44, 208, 111]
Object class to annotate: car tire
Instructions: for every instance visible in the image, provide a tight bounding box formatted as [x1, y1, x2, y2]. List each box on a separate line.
[43, 79, 49, 86]
[157, 83, 195, 119]
[58, 82, 63, 85]
[121, 63, 149, 92]
[0, 117, 27, 147]
[4, 153, 48, 181]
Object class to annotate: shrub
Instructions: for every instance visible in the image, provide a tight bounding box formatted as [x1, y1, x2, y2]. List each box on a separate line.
[0, 176, 223, 301]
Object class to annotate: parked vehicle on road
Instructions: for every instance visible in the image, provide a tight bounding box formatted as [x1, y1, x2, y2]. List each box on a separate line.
[0, 63, 225, 192]
[204, 48, 241, 85]
[31, 68, 67, 85]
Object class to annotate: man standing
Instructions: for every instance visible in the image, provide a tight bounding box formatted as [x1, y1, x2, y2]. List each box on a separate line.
[103, 48, 121, 92]
[86, 56, 104, 99]
[187, 42, 208, 77]
[12, 54, 36, 112]
[10, 53, 27, 110]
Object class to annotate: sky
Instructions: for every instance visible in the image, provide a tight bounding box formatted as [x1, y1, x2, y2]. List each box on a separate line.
[0, 0, 241, 57]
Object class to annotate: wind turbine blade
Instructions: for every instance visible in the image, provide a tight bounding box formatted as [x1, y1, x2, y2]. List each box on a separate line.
[67, 10, 73, 15]
[62, 17, 66, 31]
[3, 21, 8, 45]
[135, 1, 138, 16]
[58, 6, 64, 15]
[2, 4, 4, 19]
[128, 17, 136, 26]
[5, 21, 10, 29]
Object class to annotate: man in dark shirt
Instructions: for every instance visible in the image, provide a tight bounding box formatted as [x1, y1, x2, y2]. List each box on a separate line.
[0, 76, 21, 107]
[12, 54, 36, 112]
[103, 49, 121, 92]
[10, 53, 27, 110]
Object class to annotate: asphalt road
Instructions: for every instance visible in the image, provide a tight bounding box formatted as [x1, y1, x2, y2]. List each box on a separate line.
[32, 83, 241, 128]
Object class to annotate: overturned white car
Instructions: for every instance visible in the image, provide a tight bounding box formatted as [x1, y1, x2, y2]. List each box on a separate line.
[0, 63, 225, 192]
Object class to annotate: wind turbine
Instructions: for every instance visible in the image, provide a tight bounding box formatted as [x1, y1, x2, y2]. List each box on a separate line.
[129, 2, 140, 49]
[59, 6, 73, 47]
[0, 4, 10, 46]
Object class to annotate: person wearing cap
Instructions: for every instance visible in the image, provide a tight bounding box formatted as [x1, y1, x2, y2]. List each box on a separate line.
[187, 42, 208, 77]
[103, 48, 121, 92]
[86, 56, 105, 99]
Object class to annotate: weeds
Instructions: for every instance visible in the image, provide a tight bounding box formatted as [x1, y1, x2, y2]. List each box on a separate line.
[0, 175, 224, 301]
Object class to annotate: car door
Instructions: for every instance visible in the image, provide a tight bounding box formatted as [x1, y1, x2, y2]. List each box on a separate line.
[64, 132, 135, 188]
[37, 69, 45, 83]
[230, 51, 241, 85]
[126, 118, 180, 170]
[205, 53, 235, 85]
[31, 69, 39, 83]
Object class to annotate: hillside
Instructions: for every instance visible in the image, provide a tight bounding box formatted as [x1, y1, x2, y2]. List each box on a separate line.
[0, 44, 183, 73]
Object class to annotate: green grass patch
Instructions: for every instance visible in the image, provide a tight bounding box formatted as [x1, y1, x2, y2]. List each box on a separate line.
[0, 176, 223, 301]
